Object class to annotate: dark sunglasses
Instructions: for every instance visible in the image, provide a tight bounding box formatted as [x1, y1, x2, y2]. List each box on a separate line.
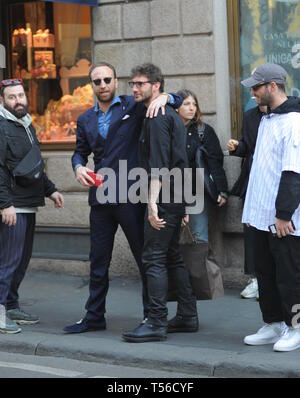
[92, 77, 113, 86]
[0, 78, 23, 87]
[128, 81, 153, 88]
[252, 82, 269, 90]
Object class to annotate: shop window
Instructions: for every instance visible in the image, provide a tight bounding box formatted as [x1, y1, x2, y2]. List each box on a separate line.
[8, 1, 92, 148]
[227, 0, 300, 138]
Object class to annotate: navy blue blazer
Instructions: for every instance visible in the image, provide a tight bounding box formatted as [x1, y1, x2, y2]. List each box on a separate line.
[72, 94, 182, 206]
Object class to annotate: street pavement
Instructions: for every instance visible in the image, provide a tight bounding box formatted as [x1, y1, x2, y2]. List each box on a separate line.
[0, 351, 202, 378]
[0, 270, 300, 378]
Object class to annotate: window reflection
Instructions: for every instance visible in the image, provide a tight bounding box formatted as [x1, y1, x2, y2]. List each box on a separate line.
[239, 0, 300, 111]
[9, 2, 93, 144]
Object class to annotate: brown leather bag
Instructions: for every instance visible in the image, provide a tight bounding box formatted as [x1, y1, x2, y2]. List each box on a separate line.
[168, 225, 224, 301]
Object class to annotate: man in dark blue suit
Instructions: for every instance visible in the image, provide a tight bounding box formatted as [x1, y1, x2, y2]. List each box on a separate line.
[63, 62, 181, 333]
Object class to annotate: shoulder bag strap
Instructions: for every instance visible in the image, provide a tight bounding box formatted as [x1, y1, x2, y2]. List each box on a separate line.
[197, 123, 206, 143]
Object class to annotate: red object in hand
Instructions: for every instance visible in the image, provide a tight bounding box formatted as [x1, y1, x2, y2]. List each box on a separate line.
[86, 171, 103, 187]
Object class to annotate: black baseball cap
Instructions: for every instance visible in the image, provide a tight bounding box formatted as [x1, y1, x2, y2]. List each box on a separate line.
[241, 63, 287, 88]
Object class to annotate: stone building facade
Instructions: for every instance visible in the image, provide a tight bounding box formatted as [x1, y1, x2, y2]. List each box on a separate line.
[30, 0, 246, 287]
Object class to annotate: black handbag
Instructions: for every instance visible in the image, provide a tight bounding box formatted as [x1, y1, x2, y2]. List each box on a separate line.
[195, 125, 219, 204]
[12, 143, 45, 186]
[168, 225, 224, 301]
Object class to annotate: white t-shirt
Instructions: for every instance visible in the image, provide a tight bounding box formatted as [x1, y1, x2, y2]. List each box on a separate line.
[15, 208, 38, 214]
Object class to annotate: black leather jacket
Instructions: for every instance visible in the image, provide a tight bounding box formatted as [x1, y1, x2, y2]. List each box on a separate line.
[0, 116, 56, 209]
[230, 106, 264, 198]
[186, 121, 228, 194]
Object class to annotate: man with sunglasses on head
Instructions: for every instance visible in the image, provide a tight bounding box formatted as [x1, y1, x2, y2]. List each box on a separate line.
[240, 63, 300, 352]
[64, 62, 182, 334]
[0, 79, 64, 334]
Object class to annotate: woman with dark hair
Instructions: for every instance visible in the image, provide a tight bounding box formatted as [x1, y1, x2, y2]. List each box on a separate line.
[177, 89, 228, 243]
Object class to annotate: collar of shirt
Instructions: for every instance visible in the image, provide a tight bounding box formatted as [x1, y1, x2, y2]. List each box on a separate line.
[94, 96, 121, 139]
[94, 95, 121, 114]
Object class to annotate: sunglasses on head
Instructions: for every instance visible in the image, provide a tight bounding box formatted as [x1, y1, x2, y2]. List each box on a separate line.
[0, 78, 23, 88]
[92, 77, 113, 86]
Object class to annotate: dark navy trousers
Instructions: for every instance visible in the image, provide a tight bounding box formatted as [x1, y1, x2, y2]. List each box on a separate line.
[85, 203, 148, 325]
[0, 213, 35, 309]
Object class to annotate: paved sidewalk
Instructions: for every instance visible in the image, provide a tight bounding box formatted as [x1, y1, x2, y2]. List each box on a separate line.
[0, 270, 300, 378]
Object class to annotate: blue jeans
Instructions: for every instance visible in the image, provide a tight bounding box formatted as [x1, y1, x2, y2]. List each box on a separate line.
[188, 200, 208, 243]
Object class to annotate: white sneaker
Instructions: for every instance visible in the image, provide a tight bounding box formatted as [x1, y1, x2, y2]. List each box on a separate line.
[240, 278, 258, 299]
[244, 322, 288, 345]
[273, 327, 300, 352]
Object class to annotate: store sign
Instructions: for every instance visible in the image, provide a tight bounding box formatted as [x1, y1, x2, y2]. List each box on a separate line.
[240, 0, 300, 111]
[47, 0, 98, 5]
[0, 44, 5, 68]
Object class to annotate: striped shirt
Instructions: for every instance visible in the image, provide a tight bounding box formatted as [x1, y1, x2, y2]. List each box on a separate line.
[242, 111, 300, 236]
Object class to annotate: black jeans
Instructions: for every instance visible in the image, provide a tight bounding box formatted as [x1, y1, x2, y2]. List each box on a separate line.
[143, 210, 197, 327]
[243, 224, 257, 276]
[250, 226, 300, 326]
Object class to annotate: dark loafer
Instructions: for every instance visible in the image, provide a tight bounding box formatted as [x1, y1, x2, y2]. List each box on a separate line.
[122, 322, 167, 343]
[168, 315, 199, 333]
[63, 318, 106, 334]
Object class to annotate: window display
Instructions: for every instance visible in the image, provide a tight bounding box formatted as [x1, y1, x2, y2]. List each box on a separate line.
[9, 1, 93, 145]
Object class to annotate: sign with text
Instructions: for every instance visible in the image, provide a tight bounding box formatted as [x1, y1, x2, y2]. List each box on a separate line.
[240, 0, 300, 111]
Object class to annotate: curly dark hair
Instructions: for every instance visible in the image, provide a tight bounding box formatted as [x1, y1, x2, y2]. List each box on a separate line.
[131, 63, 164, 92]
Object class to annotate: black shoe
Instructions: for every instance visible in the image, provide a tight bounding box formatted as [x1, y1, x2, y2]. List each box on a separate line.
[63, 318, 106, 334]
[168, 315, 199, 333]
[122, 322, 167, 343]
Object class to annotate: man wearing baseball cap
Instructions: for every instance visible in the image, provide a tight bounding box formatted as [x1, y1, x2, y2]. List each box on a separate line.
[240, 63, 300, 352]
[241, 63, 287, 88]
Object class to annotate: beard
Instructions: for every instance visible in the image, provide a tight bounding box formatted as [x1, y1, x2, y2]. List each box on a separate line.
[96, 91, 115, 103]
[134, 90, 152, 104]
[4, 102, 29, 119]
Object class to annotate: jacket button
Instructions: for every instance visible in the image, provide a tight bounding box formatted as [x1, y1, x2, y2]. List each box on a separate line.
[187, 145, 190, 148]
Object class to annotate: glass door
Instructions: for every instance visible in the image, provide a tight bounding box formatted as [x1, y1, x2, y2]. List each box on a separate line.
[240, 0, 300, 111]
[228, 0, 300, 137]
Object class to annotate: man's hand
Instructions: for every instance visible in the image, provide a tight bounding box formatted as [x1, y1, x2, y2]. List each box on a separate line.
[182, 214, 189, 226]
[0, 206, 17, 226]
[50, 191, 64, 209]
[217, 195, 227, 207]
[275, 218, 295, 238]
[75, 166, 94, 187]
[146, 93, 169, 118]
[227, 139, 239, 152]
[148, 203, 166, 230]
